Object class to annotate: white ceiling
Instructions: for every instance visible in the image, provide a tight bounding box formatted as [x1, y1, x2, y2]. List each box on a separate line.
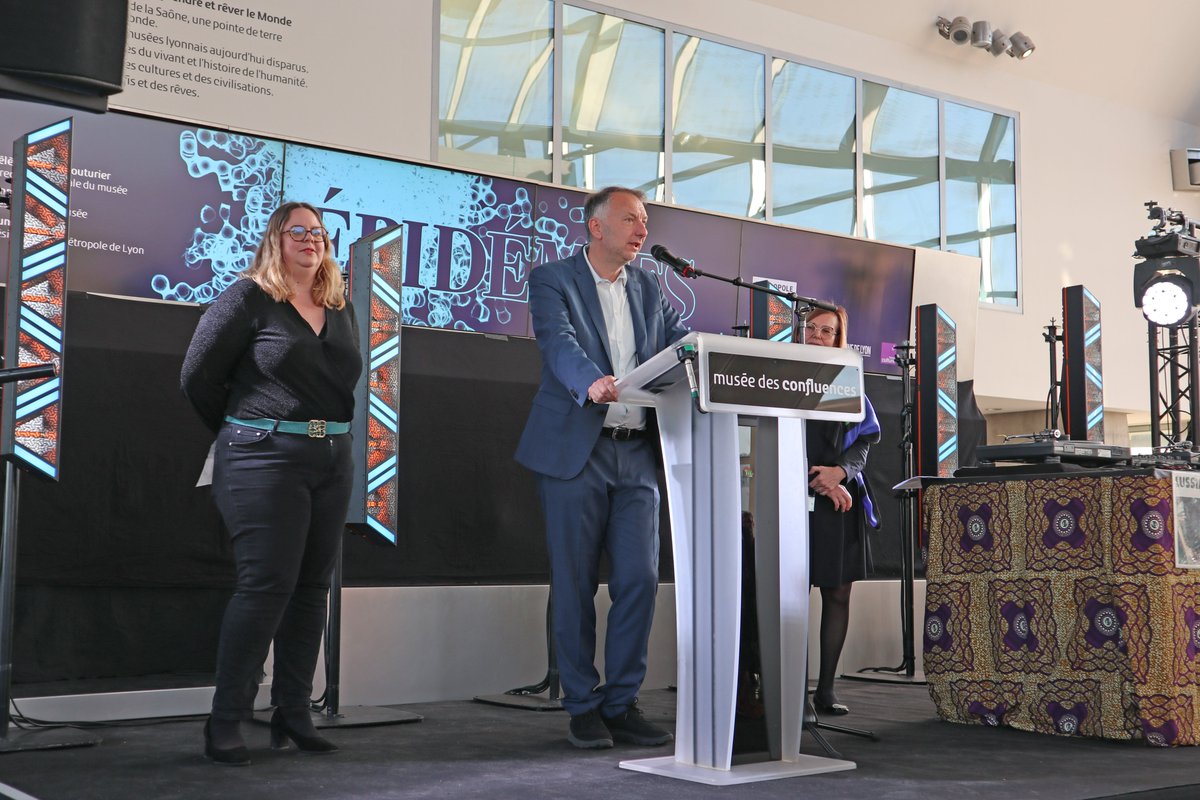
[751, 1, 1200, 127]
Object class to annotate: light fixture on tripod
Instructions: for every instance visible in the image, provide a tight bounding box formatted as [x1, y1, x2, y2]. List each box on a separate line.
[1134, 201, 1200, 451]
[1134, 202, 1200, 327]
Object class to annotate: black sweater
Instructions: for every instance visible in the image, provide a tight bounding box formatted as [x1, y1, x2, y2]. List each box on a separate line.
[181, 279, 363, 433]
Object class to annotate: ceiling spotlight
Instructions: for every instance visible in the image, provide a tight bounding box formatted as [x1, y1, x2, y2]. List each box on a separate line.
[1008, 31, 1035, 59]
[970, 21, 992, 48]
[937, 17, 1033, 61]
[948, 16, 971, 44]
[936, 16, 971, 45]
[988, 29, 1010, 56]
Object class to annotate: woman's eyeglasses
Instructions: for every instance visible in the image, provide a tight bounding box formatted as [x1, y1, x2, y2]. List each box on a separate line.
[285, 226, 328, 242]
[804, 323, 839, 339]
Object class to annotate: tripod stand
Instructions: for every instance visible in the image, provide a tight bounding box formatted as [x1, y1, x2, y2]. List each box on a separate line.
[0, 366, 100, 753]
[474, 590, 562, 711]
[801, 694, 879, 759]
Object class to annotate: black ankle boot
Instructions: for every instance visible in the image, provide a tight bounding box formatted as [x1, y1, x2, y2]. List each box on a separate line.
[203, 718, 250, 766]
[269, 708, 338, 753]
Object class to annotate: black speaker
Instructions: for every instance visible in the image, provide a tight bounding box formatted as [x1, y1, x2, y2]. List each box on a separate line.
[0, 0, 128, 112]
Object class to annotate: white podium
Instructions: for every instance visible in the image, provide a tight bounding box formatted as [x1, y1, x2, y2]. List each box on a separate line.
[615, 332, 864, 785]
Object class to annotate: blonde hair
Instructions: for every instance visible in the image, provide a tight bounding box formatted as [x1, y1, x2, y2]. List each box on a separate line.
[243, 201, 346, 309]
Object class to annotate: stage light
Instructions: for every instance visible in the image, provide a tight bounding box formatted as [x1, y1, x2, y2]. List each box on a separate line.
[1008, 31, 1035, 59]
[1142, 277, 1192, 325]
[971, 21, 992, 48]
[1134, 203, 1200, 326]
[988, 30, 1010, 56]
[1133, 258, 1200, 326]
[936, 16, 971, 44]
[937, 17, 1032, 60]
[948, 16, 971, 44]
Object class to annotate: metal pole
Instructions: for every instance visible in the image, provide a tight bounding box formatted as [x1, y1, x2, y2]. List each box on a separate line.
[309, 531, 421, 728]
[324, 535, 344, 718]
[1170, 327, 1184, 441]
[1190, 319, 1200, 445]
[1045, 321, 1061, 432]
[1150, 322, 1161, 449]
[0, 463, 18, 738]
[900, 349, 917, 676]
[0, 461, 98, 752]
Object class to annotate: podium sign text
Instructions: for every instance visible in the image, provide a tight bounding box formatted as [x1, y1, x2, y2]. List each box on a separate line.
[706, 352, 862, 415]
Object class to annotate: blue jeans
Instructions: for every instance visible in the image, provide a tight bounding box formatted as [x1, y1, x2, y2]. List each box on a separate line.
[209, 421, 353, 720]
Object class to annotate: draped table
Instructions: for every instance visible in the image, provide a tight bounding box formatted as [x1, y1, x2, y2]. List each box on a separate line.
[922, 468, 1200, 745]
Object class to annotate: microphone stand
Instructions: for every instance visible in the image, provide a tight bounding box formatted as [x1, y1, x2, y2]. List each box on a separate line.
[666, 261, 838, 318]
[474, 589, 563, 711]
[850, 342, 925, 685]
[1043, 319, 1063, 434]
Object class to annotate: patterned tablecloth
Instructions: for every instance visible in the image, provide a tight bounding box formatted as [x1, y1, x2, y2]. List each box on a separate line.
[922, 469, 1200, 745]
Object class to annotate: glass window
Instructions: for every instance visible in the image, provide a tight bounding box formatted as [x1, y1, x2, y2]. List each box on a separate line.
[438, 0, 554, 181]
[435, 6, 1020, 304]
[770, 59, 855, 235]
[561, 7, 665, 199]
[945, 101, 1017, 305]
[861, 81, 939, 248]
[671, 35, 765, 218]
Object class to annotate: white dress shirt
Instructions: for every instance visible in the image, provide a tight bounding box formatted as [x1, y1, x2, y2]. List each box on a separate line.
[585, 247, 645, 430]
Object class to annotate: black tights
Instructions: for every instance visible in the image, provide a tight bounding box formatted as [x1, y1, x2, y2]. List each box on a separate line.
[816, 582, 853, 701]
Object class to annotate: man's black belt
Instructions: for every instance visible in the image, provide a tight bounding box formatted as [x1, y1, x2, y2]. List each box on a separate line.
[601, 426, 647, 441]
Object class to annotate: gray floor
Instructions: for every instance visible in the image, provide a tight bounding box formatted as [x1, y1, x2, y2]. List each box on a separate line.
[0, 680, 1197, 800]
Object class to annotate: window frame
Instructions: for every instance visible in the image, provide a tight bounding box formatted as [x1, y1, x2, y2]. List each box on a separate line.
[433, 0, 1023, 310]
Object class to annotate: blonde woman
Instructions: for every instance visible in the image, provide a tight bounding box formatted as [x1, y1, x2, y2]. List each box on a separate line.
[182, 201, 361, 764]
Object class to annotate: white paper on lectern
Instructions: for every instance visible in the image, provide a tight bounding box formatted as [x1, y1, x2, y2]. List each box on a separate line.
[613, 331, 696, 407]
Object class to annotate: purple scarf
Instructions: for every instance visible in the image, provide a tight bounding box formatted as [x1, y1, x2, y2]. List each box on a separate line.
[842, 395, 880, 529]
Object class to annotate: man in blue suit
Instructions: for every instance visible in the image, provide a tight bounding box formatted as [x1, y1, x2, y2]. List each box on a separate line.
[516, 186, 688, 749]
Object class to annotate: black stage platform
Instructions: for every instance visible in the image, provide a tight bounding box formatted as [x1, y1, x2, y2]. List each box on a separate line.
[0, 681, 1196, 799]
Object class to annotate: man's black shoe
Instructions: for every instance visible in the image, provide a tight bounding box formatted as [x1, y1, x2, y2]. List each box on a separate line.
[568, 709, 614, 749]
[602, 700, 673, 746]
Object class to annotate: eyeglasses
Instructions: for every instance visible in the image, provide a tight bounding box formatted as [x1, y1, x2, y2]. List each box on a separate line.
[284, 225, 328, 242]
[804, 323, 840, 339]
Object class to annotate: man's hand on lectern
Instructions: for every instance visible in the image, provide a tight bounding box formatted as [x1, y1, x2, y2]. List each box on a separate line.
[588, 375, 619, 404]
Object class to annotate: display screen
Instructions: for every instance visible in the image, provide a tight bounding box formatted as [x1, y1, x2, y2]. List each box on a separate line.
[0, 97, 913, 371]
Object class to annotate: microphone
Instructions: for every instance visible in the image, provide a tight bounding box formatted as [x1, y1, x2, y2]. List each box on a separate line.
[650, 244, 696, 278]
